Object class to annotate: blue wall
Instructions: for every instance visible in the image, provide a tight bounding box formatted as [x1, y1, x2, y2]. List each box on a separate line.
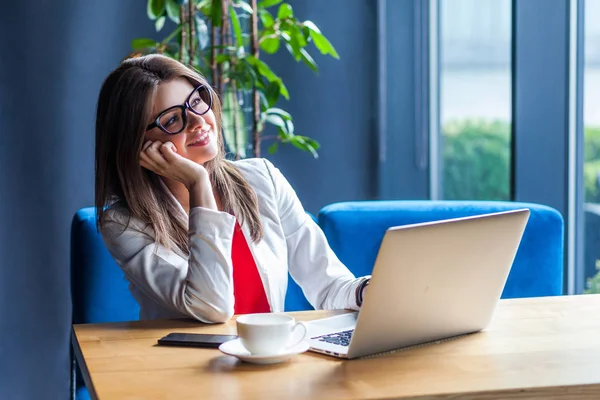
[0, 1, 162, 399]
[0, 1, 377, 398]
[264, 0, 378, 213]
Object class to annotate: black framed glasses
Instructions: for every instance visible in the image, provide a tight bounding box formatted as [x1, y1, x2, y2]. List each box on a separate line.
[146, 85, 213, 135]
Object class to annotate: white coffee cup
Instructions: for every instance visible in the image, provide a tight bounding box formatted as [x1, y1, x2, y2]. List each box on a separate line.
[236, 313, 307, 356]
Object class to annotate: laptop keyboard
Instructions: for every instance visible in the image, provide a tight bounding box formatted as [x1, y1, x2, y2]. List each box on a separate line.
[312, 329, 354, 347]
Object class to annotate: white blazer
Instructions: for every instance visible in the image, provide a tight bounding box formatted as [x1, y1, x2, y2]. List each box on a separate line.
[101, 158, 366, 323]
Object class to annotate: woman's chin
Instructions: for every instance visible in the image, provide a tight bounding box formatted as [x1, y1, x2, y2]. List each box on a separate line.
[185, 147, 218, 165]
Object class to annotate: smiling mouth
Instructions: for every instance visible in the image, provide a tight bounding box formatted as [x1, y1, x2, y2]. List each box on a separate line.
[188, 130, 210, 147]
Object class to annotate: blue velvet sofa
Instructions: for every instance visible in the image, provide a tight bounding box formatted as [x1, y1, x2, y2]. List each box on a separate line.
[71, 200, 564, 399]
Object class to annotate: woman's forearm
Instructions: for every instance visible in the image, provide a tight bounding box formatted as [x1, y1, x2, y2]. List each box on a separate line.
[187, 173, 218, 211]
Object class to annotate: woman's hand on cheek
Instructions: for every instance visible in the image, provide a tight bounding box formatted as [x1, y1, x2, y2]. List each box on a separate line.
[140, 140, 209, 189]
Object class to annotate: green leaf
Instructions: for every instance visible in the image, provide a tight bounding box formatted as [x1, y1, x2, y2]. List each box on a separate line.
[239, 59, 261, 84]
[302, 136, 320, 149]
[245, 56, 289, 99]
[259, 9, 275, 27]
[233, 0, 253, 14]
[307, 26, 339, 59]
[289, 136, 319, 158]
[276, 78, 289, 99]
[221, 87, 247, 158]
[266, 114, 287, 132]
[229, 5, 243, 49]
[292, 24, 307, 47]
[166, 0, 181, 24]
[161, 24, 182, 44]
[303, 20, 321, 34]
[131, 38, 157, 50]
[194, 14, 210, 49]
[246, 56, 277, 82]
[281, 31, 300, 60]
[268, 141, 279, 154]
[288, 31, 302, 60]
[285, 119, 294, 135]
[277, 3, 293, 19]
[289, 136, 307, 148]
[277, 127, 290, 140]
[265, 81, 280, 107]
[258, 0, 283, 8]
[155, 15, 166, 31]
[260, 37, 280, 54]
[211, 0, 222, 27]
[197, 0, 212, 17]
[216, 54, 230, 63]
[258, 91, 269, 111]
[302, 25, 310, 41]
[266, 108, 292, 120]
[300, 48, 318, 73]
[147, 0, 166, 19]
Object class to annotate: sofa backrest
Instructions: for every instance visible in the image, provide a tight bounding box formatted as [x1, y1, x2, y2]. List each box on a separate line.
[70, 200, 564, 324]
[71, 208, 139, 324]
[317, 200, 564, 299]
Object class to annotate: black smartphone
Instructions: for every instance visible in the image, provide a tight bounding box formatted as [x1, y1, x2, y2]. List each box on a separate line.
[157, 332, 238, 348]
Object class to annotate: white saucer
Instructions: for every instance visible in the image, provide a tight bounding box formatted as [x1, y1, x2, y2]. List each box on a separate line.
[218, 339, 310, 365]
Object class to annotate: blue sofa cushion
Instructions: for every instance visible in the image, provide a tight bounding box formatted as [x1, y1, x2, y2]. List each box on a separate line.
[285, 212, 319, 311]
[71, 207, 139, 324]
[317, 201, 564, 299]
[75, 387, 91, 400]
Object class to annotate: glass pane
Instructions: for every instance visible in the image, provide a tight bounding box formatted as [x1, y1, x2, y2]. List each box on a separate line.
[583, 0, 600, 294]
[439, 0, 512, 200]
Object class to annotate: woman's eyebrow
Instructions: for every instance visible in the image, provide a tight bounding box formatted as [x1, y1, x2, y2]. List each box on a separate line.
[151, 88, 195, 120]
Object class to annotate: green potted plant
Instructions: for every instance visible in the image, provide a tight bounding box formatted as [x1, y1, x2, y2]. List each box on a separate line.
[131, 0, 339, 159]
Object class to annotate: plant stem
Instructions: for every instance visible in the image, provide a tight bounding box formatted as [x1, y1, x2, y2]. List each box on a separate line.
[250, 0, 260, 158]
[222, 0, 240, 159]
[231, 82, 241, 160]
[188, 0, 195, 67]
[211, 24, 217, 86]
[179, 5, 187, 63]
[162, 25, 183, 45]
[218, 0, 229, 97]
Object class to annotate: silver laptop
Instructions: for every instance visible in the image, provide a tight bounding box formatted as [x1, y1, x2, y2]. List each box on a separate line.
[306, 208, 530, 359]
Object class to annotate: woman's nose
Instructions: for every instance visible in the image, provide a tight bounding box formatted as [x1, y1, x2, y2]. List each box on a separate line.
[186, 109, 205, 131]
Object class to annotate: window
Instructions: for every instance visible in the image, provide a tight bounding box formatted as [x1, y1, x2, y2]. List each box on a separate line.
[583, 0, 600, 293]
[439, 0, 512, 201]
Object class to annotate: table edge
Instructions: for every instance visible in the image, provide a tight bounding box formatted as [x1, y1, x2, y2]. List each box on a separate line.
[71, 327, 99, 400]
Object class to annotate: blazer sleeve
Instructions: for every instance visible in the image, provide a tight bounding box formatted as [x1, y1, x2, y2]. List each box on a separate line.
[101, 206, 237, 323]
[263, 159, 368, 310]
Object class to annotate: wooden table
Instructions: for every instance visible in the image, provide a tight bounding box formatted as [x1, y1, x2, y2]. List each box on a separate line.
[73, 294, 600, 399]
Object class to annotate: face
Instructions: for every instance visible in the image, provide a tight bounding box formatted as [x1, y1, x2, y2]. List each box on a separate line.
[145, 78, 219, 165]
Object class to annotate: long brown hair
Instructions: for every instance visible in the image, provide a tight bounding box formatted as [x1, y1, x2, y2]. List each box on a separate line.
[95, 54, 263, 253]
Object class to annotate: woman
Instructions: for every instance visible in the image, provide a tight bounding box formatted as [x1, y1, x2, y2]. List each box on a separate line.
[95, 54, 369, 323]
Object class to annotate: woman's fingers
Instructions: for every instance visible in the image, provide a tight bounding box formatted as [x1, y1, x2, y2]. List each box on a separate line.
[148, 140, 163, 154]
[166, 141, 177, 153]
[140, 149, 160, 170]
[140, 140, 168, 173]
[140, 157, 153, 171]
[146, 141, 168, 167]
[140, 141, 196, 186]
[159, 142, 179, 163]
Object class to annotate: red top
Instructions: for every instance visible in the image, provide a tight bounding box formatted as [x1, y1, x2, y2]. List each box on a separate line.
[231, 221, 271, 314]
